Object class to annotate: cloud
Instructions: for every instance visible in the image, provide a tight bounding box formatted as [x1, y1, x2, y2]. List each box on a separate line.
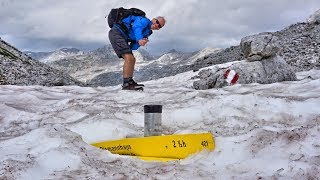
[1, 0, 320, 54]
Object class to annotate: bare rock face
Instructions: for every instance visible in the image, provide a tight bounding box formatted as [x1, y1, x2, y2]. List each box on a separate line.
[0, 38, 83, 86]
[276, 22, 320, 72]
[240, 32, 280, 61]
[307, 9, 320, 24]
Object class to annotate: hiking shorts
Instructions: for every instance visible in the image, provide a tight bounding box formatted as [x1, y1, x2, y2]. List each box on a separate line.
[109, 27, 132, 58]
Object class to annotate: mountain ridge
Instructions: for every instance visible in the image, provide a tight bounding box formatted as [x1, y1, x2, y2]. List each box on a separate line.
[0, 39, 83, 86]
[2, 9, 320, 87]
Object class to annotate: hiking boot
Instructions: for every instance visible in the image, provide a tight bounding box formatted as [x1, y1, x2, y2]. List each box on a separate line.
[129, 79, 144, 87]
[122, 81, 144, 91]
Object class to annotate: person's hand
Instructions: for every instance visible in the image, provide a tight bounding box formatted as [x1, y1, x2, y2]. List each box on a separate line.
[138, 38, 149, 46]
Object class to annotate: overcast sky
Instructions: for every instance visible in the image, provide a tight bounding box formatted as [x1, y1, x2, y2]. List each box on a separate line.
[0, 0, 319, 55]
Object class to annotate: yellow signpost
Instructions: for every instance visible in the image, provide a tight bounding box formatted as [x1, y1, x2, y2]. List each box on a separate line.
[91, 132, 215, 161]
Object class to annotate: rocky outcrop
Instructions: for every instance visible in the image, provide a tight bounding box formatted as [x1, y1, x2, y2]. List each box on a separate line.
[193, 56, 297, 90]
[307, 9, 320, 24]
[275, 22, 320, 71]
[240, 32, 280, 61]
[0, 39, 83, 86]
[193, 33, 296, 90]
[191, 10, 320, 73]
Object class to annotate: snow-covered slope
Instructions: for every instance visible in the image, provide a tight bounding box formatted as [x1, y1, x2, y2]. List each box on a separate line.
[1, 66, 319, 179]
[133, 48, 156, 62]
[25, 48, 85, 63]
[41, 48, 84, 63]
[24, 51, 51, 60]
[187, 47, 222, 64]
[134, 47, 218, 69]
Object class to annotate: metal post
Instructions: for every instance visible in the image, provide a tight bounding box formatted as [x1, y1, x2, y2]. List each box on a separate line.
[144, 105, 162, 137]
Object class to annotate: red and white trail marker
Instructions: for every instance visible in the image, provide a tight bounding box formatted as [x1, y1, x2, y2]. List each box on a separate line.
[223, 69, 239, 85]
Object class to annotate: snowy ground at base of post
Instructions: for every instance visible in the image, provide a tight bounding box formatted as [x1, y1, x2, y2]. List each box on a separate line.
[0, 67, 320, 179]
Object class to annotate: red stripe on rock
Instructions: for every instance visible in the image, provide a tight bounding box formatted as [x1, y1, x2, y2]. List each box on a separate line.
[224, 69, 230, 79]
[231, 73, 239, 84]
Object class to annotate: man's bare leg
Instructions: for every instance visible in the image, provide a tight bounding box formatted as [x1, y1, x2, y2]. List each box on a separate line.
[122, 53, 136, 78]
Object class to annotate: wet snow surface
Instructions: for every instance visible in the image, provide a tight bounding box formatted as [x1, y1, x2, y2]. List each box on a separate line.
[0, 69, 320, 179]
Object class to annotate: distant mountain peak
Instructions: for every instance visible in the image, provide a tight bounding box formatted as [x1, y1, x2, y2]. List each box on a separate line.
[167, 49, 178, 53]
[59, 47, 81, 53]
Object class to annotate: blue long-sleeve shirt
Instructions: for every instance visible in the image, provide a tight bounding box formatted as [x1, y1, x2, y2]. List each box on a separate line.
[116, 15, 152, 50]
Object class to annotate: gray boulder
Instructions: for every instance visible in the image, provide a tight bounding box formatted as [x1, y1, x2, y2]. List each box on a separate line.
[240, 32, 280, 61]
[193, 56, 297, 90]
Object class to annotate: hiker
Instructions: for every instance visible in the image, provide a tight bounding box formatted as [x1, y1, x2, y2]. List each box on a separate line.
[108, 8, 166, 90]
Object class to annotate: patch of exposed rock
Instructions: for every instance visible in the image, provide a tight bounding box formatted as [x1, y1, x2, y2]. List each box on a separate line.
[0, 38, 83, 86]
[192, 10, 320, 73]
[276, 22, 320, 71]
[193, 33, 297, 90]
[191, 45, 243, 72]
[307, 9, 320, 24]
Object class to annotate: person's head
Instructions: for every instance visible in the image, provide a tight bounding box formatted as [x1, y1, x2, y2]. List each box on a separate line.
[151, 16, 166, 30]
